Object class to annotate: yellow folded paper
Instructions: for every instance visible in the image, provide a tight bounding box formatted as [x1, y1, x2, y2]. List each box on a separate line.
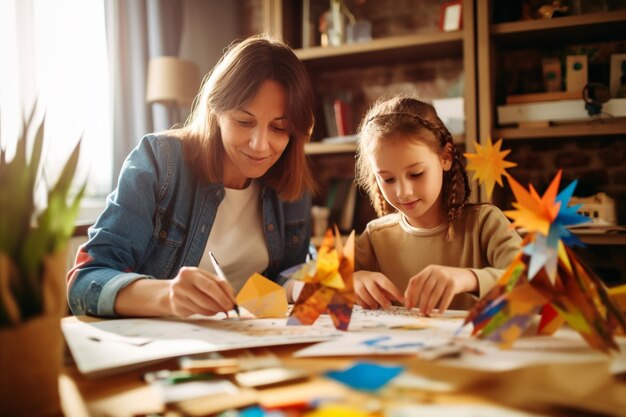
[236, 273, 288, 318]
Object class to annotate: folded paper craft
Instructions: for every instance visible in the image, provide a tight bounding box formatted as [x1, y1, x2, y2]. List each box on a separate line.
[236, 273, 288, 318]
[287, 227, 356, 331]
[463, 138, 626, 352]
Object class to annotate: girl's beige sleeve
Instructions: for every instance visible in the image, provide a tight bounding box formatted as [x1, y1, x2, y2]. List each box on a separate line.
[471, 205, 522, 297]
[355, 227, 379, 272]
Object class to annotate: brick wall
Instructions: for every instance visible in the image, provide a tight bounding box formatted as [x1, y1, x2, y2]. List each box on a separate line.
[493, 136, 626, 223]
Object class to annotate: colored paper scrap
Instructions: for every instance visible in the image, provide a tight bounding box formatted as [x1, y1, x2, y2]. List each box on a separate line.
[236, 273, 288, 318]
[325, 361, 404, 392]
[304, 405, 375, 417]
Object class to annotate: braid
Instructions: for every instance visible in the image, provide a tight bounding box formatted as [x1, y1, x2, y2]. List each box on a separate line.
[442, 128, 470, 240]
[374, 190, 392, 217]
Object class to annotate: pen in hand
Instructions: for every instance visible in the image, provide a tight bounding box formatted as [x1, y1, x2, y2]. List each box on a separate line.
[208, 251, 241, 319]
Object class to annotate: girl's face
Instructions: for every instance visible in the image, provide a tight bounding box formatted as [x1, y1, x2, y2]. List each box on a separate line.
[218, 80, 290, 189]
[369, 134, 452, 229]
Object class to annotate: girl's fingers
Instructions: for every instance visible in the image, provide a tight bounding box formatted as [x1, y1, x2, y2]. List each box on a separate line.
[437, 285, 455, 314]
[358, 288, 380, 309]
[365, 282, 394, 308]
[405, 274, 427, 311]
[378, 280, 404, 304]
[424, 282, 446, 316]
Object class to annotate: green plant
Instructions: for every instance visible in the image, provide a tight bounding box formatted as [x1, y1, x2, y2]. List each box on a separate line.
[0, 109, 85, 326]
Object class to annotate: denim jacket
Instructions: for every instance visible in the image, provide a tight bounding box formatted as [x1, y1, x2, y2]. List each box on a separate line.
[67, 134, 311, 317]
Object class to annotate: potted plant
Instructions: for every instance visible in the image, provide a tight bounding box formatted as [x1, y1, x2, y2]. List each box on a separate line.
[0, 108, 84, 417]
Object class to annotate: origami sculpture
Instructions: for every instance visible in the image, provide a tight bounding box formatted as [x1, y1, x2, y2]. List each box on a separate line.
[287, 227, 356, 331]
[236, 273, 288, 318]
[463, 138, 626, 352]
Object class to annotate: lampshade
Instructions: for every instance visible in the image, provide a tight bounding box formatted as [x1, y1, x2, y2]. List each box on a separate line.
[145, 56, 200, 105]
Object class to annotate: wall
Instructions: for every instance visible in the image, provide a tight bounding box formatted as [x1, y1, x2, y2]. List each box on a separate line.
[493, 137, 626, 222]
[180, 0, 252, 77]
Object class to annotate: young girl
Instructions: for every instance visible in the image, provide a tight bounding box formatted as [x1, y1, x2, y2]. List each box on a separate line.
[354, 96, 521, 315]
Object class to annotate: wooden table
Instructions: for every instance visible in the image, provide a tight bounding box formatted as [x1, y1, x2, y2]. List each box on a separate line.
[58, 340, 626, 417]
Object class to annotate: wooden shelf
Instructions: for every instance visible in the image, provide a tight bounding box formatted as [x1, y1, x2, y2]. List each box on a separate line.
[295, 31, 464, 70]
[491, 10, 626, 48]
[574, 232, 626, 246]
[305, 142, 358, 155]
[494, 118, 626, 140]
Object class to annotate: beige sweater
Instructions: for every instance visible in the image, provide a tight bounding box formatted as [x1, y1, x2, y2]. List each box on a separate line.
[355, 204, 522, 310]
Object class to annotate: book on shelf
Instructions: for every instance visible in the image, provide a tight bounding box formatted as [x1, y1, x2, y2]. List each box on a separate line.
[322, 92, 354, 139]
[339, 181, 357, 233]
[333, 98, 352, 136]
[322, 98, 338, 138]
[325, 177, 357, 233]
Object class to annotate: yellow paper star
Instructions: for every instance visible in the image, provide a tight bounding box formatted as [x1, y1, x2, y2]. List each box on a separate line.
[464, 138, 517, 198]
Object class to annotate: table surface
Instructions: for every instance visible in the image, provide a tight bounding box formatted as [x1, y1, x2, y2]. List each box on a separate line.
[58, 322, 626, 417]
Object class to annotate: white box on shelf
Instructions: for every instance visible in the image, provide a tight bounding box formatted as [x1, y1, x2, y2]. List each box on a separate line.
[610, 53, 626, 98]
[433, 97, 465, 135]
[497, 98, 626, 125]
[566, 55, 588, 93]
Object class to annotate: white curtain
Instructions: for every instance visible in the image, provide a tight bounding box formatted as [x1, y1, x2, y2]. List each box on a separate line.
[104, 0, 183, 184]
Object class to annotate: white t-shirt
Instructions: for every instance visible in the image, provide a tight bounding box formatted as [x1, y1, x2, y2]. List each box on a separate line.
[198, 181, 269, 292]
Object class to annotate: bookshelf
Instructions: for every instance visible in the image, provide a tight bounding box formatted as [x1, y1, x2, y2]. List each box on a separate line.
[475, 2, 626, 285]
[261, 0, 478, 232]
[476, 5, 626, 144]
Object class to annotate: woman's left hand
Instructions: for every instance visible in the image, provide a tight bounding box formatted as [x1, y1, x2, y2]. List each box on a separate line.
[404, 265, 477, 315]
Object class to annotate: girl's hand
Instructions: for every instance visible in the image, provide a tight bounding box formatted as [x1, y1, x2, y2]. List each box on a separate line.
[404, 265, 477, 315]
[167, 266, 237, 318]
[354, 270, 404, 309]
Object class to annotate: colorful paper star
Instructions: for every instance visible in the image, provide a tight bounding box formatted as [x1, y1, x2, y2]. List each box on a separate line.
[464, 169, 626, 352]
[503, 171, 591, 283]
[287, 227, 355, 331]
[464, 138, 517, 199]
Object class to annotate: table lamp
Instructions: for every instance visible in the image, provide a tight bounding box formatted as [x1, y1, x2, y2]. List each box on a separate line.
[146, 56, 200, 124]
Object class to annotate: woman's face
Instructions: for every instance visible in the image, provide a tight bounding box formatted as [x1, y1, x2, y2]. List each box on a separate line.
[218, 80, 290, 189]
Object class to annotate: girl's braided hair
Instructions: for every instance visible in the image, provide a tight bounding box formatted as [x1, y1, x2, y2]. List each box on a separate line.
[355, 96, 471, 240]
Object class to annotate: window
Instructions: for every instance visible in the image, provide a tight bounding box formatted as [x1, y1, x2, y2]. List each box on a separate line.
[0, 0, 112, 203]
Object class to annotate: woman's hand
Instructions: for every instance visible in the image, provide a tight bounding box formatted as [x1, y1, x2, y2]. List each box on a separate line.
[354, 270, 404, 309]
[404, 265, 477, 315]
[168, 266, 238, 318]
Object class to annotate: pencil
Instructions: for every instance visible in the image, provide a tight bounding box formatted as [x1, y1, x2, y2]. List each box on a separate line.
[208, 251, 241, 319]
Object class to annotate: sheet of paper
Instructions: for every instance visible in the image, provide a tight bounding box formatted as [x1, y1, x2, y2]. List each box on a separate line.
[62, 313, 340, 378]
[152, 379, 239, 404]
[62, 306, 464, 378]
[440, 327, 626, 372]
[294, 331, 459, 358]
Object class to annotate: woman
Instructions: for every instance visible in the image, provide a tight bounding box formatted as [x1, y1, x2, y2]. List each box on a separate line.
[67, 34, 316, 318]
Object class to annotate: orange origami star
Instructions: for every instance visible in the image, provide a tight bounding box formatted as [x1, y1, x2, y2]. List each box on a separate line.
[503, 171, 562, 237]
[464, 138, 517, 198]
